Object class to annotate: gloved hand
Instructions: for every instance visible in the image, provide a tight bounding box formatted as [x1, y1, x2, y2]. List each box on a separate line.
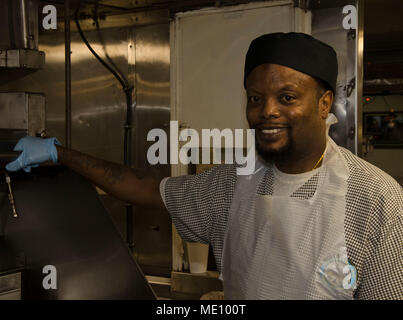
[6, 136, 61, 173]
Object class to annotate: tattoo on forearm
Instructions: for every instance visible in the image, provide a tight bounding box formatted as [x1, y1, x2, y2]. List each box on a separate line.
[101, 163, 127, 185]
[60, 147, 147, 185]
[130, 167, 147, 180]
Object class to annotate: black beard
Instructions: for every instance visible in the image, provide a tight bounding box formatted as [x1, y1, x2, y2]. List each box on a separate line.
[255, 139, 293, 163]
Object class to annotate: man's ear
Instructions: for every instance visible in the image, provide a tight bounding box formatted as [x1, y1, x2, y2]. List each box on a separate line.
[319, 90, 333, 119]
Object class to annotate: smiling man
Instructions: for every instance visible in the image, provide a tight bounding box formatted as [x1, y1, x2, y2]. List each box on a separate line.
[6, 32, 403, 300]
[163, 33, 402, 300]
[246, 63, 331, 173]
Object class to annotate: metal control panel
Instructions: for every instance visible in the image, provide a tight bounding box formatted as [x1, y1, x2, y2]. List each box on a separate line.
[0, 92, 45, 134]
[0, 49, 45, 69]
[0, 92, 46, 157]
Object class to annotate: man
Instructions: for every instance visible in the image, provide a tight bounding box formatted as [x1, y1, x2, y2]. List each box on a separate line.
[7, 33, 403, 300]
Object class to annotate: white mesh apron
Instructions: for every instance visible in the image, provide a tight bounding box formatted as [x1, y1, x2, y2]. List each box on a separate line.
[222, 122, 356, 299]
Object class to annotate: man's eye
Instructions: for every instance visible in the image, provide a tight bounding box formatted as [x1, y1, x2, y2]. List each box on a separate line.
[248, 96, 261, 103]
[280, 95, 295, 103]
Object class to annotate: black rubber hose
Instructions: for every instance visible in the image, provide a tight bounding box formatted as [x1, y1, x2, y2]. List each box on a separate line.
[93, 3, 129, 87]
[74, 18, 127, 90]
[74, 5, 134, 168]
[74, 3, 135, 251]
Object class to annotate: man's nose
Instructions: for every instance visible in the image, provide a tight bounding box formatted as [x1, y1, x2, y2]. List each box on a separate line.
[261, 98, 280, 119]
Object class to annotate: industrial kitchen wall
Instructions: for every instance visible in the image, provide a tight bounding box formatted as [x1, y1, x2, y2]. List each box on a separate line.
[0, 17, 172, 277]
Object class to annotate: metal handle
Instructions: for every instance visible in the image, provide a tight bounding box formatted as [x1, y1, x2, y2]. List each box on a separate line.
[5, 173, 18, 218]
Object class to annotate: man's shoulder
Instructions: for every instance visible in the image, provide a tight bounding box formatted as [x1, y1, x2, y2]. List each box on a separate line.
[338, 146, 402, 217]
[339, 146, 401, 191]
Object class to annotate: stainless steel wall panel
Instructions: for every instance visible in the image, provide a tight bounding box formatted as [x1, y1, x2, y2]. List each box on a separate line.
[131, 23, 171, 277]
[132, 24, 170, 169]
[69, 28, 130, 163]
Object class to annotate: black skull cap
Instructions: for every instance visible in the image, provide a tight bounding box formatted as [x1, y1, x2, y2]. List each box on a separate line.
[244, 32, 338, 93]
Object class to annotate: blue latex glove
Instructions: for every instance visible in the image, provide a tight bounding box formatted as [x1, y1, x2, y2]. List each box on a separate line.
[6, 136, 61, 173]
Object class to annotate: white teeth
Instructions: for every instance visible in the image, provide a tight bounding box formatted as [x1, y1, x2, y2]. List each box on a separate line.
[261, 128, 284, 134]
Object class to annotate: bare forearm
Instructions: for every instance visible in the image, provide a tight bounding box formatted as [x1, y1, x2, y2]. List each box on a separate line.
[56, 146, 165, 209]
